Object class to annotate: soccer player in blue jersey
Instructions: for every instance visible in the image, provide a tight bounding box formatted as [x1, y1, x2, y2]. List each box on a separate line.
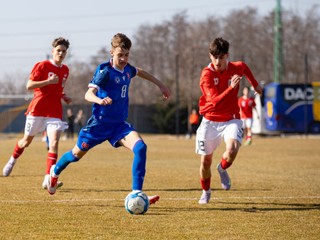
[47, 33, 171, 205]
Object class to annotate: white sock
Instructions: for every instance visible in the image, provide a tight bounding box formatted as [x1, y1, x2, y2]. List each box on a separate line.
[9, 156, 16, 164]
[203, 189, 211, 194]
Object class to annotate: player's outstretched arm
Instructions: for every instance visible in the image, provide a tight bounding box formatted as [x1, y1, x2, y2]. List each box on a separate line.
[254, 85, 263, 95]
[136, 67, 171, 100]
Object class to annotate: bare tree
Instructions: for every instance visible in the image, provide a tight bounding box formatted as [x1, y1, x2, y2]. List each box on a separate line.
[3, 6, 320, 106]
[283, 7, 320, 83]
[0, 72, 29, 95]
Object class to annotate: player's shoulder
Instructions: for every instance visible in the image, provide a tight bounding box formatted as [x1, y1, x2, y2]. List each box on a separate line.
[64, 64, 69, 70]
[124, 62, 136, 72]
[33, 60, 49, 67]
[60, 63, 69, 72]
[201, 63, 216, 76]
[95, 61, 111, 73]
[229, 61, 246, 66]
[125, 62, 134, 68]
[124, 62, 137, 77]
[37, 60, 68, 69]
[227, 61, 249, 74]
[229, 61, 247, 68]
[100, 61, 112, 70]
[94, 61, 112, 77]
[31, 60, 50, 72]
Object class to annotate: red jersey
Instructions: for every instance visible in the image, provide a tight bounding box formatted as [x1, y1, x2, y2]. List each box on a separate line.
[25, 60, 69, 119]
[199, 61, 258, 122]
[238, 96, 256, 119]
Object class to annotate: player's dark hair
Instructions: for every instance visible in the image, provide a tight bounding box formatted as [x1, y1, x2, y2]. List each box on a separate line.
[209, 37, 229, 56]
[111, 33, 132, 50]
[52, 37, 70, 49]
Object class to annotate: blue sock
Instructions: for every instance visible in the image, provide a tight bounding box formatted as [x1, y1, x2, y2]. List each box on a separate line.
[132, 140, 147, 191]
[54, 150, 79, 176]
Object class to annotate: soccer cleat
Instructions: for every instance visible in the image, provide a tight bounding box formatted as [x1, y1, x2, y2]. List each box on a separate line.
[47, 165, 59, 195]
[148, 195, 160, 205]
[217, 163, 231, 190]
[3, 159, 17, 177]
[42, 174, 63, 190]
[198, 190, 211, 204]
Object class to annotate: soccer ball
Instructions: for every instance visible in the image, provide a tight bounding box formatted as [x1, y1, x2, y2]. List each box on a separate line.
[124, 191, 149, 214]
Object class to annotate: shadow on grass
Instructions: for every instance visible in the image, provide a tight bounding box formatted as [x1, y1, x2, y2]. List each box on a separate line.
[45, 184, 319, 214]
[57, 187, 272, 193]
[94, 202, 320, 217]
[153, 202, 320, 214]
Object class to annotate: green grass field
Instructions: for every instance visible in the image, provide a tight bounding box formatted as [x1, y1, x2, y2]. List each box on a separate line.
[0, 134, 319, 239]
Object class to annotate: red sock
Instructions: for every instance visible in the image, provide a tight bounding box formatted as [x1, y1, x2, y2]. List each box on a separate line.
[46, 152, 58, 174]
[200, 178, 211, 191]
[220, 158, 232, 170]
[12, 143, 24, 159]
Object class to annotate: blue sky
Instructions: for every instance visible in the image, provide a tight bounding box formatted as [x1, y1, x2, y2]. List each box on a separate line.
[0, 0, 318, 80]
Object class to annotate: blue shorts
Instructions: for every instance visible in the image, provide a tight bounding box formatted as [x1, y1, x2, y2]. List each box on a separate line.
[76, 115, 135, 151]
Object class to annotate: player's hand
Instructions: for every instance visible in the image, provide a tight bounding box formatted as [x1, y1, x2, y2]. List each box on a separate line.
[254, 85, 263, 95]
[99, 97, 113, 105]
[62, 95, 72, 104]
[230, 75, 241, 88]
[48, 74, 59, 84]
[160, 86, 171, 101]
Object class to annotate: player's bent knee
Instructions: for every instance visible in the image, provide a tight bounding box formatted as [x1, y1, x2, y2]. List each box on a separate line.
[133, 140, 147, 155]
[71, 153, 82, 162]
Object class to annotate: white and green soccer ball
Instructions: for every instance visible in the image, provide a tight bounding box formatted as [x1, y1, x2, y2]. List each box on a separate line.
[124, 191, 149, 214]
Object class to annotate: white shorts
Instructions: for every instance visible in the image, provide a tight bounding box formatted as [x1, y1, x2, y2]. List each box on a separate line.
[242, 118, 253, 129]
[195, 117, 243, 155]
[24, 116, 68, 136]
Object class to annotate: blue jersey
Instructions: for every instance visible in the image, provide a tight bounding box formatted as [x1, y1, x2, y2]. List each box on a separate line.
[88, 60, 137, 123]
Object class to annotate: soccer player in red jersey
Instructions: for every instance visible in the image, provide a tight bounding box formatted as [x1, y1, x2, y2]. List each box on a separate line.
[2, 37, 72, 190]
[195, 37, 262, 204]
[238, 86, 258, 146]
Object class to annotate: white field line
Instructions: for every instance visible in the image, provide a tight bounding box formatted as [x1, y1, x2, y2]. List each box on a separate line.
[0, 195, 320, 203]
